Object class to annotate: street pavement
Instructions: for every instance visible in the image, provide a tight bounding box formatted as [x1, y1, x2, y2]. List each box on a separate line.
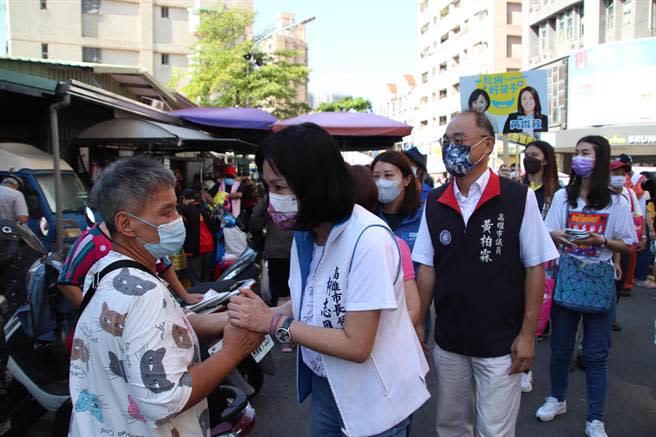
[28, 286, 656, 436]
[250, 286, 656, 437]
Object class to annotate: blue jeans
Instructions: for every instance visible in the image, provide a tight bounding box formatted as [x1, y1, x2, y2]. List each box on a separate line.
[549, 298, 615, 422]
[310, 373, 410, 437]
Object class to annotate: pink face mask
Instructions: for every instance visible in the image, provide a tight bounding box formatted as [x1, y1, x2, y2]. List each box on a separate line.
[267, 193, 298, 230]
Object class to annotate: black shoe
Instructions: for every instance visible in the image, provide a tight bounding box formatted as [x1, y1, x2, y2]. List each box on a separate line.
[612, 322, 622, 331]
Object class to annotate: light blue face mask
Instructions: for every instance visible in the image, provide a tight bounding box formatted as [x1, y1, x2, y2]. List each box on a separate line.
[129, 213, 186, 259]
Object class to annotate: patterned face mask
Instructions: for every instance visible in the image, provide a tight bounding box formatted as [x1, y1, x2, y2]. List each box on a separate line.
[441, 137, 488, 177]
[267, 192, 298, 230]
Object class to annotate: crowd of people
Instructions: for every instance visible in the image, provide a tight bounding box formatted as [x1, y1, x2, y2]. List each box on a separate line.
[2, 110, 650, 436]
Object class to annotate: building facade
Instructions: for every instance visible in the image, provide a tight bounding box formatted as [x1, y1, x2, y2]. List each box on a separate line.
[1, 0, 252, 87]
[524, 0, 656, 160]
[411, 0, 523, 149]
[258, 12, 309, 105]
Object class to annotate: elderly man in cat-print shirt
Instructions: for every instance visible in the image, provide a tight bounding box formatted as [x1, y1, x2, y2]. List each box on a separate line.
[68, 156, 263, 437]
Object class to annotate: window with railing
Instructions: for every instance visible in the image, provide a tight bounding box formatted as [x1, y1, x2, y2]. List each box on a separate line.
[606, 0, 615, 29]
[439, 116, 447, 126]
[421, 72, 429, 83]
[623, 0, 633, 25]
[439, 89, 447, 99]
[82, 47, 102, 63]
[82, 0, 101, 14]
[41, 43, 48, 59]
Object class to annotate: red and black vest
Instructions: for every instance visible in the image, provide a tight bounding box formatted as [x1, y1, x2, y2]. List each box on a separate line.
[426, 172, 528, 357]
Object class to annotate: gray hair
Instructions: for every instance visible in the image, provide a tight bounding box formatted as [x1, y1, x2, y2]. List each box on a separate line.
[460, 110, 496, 137]
[91, 156, 176, 232]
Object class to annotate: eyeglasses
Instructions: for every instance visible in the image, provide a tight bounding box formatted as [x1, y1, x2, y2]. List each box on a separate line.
[439, 135, 490, 149]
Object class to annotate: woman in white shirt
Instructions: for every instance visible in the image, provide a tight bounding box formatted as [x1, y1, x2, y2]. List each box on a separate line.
[536, 136, 636, 437]
[227, 123, 430, 437]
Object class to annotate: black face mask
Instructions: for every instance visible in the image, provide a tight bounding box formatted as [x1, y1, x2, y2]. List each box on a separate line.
[523, 156, 543, 175]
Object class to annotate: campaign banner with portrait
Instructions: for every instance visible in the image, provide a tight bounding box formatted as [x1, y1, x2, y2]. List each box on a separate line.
[459, 71, 549, 141]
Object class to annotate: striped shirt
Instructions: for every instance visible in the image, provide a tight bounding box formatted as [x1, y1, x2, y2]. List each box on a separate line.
[58, 224, 171, 287]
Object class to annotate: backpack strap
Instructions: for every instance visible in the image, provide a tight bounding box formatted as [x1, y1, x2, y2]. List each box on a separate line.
[348, 224, 403, 285]
[79, 260, 159, 315]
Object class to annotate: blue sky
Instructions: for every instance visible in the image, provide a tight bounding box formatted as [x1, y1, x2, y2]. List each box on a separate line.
[253, 1, 417, 107]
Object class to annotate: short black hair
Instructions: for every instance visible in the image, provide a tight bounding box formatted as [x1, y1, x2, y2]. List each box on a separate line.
[256, 123, 354, 229]
[460, 110, 495, 137]
[468, 88, 491, 111]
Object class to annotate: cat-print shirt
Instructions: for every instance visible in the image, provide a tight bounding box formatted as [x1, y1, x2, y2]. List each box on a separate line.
[69, 251, 209, 437]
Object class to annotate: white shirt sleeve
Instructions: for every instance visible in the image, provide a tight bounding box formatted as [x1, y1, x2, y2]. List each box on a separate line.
[611, 195, 639, 246]
[520, 189, 560, 267]
[545, 189, 567, 232]
[345, 226, 398, 311]
[411, 207, 435, 267]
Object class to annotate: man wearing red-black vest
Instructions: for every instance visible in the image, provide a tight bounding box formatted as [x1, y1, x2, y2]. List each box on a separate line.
[412, 111, 558, 437]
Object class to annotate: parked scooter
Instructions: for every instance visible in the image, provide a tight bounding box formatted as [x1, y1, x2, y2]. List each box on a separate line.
[187, 249, 275, 397]
[0, 220, 70, 437]
[0, 220, 257, 437]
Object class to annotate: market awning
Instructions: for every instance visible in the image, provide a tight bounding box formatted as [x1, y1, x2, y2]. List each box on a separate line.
[273, 112, 413, 151]
[169, 107, 277, 130]
[75, 118, 257, 153]
[168, 107, 277, 145]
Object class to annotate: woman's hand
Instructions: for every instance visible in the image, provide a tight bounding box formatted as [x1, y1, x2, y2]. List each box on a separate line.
[550, 230, 577, 247]
[574, 232, 606, 247]
[227, 287, 274, 333]
[613, 262, 622, 280]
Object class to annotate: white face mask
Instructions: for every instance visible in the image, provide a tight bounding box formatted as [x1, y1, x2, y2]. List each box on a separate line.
[376, 179, 403, 204]
[610, 175, 626, 189]
[268, 192, 298, 213]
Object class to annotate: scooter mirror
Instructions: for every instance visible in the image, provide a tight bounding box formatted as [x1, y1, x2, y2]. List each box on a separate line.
[39, 217, 49, 237]
[85, 206, 96, 228]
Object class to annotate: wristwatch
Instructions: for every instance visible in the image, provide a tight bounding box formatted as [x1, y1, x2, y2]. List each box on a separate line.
[275, 317, 294, 344]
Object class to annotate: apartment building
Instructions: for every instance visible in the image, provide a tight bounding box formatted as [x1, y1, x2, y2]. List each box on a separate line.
[383, 0, 524, 151]
[409, 0, 523, 148]
[524, 0, 656, 158]
[258, 12, 309, 105]
[0, 0, 252, 87]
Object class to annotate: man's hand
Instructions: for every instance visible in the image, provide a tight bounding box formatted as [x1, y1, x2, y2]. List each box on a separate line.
[639, 237, 648, 251]
[227, 287, 274, 333]
[509, 332, 535, 374]
[183, 293, 204, 305]
[222, 320, 264, 359]
[414, 323, 430, 355]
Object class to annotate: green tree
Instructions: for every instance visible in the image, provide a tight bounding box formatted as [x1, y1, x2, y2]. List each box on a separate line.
[316, 96, 372, 113]
[173, 7, 310, 118]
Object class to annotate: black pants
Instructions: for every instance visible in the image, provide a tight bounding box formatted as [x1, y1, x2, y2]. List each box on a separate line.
[187, 252, 214, 286]
[267, 258, 290, 307]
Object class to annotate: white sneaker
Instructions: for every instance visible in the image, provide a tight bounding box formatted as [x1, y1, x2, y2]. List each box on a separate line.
[536, 396, 567, 421]
[521, 370, 533, 393]
[585, 420, 608, 437]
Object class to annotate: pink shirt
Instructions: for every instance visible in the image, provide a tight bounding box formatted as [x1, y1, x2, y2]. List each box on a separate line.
[396, 237, 415, 281]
